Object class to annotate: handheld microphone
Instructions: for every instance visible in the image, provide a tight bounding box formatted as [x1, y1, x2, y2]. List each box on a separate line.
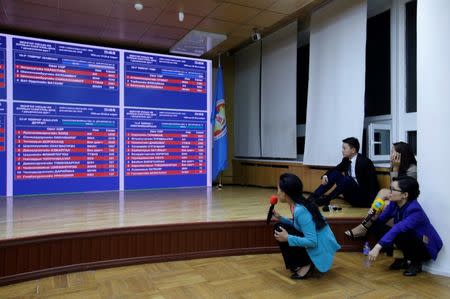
[266, 195, 278, 225]
[362, 197, 385, 226]
[371, 197, 385, 212]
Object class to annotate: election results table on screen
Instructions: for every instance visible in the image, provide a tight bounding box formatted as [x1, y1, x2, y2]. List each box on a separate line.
[0, 36, 6, 99]
[124, 52, 207, 110]
[125, 108, 207, 177]
[0, 102, 5, 153]
[13, 37, 119, 105]
[0, 101, 6, 196]
[14, 103, 119, 180]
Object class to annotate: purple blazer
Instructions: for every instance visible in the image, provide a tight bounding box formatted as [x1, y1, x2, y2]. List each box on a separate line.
[377, 200, 443, 260]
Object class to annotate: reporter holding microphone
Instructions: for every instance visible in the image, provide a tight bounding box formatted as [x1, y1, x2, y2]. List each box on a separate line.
[272, 173, 340, 279]
[367, 176, 442, 276]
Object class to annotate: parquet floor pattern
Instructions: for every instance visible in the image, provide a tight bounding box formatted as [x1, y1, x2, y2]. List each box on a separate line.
[1, 252, 449, 299]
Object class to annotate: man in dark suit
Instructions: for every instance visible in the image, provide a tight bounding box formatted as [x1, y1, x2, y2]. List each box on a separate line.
[310, 137, 379, 208]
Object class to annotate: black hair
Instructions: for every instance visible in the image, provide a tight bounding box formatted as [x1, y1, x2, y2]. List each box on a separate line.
[342, 137, 360, 153]
[393, 142, 417, 176]
[278, 173, 327, 230]
[393, 176, 420, 200]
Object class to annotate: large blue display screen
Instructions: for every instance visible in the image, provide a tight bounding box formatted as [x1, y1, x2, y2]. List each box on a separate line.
[0, 34, 211, 196]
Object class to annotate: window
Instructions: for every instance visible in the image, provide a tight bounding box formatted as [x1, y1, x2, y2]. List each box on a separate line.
[364, 7, 391, 163]
[297, 44, 309, 125]
[405, 0, 417, 113]
[407, 131, 417, 155]
[296, 136, 305, 155]
[362, 128, 367, 157]
[368, 123, 392, 161]
[296, 37, 309, 159]
[365, 10, 391, 117]
[364, 0, 417, 163]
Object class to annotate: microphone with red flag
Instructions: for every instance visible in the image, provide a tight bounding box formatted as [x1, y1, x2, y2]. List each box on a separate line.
[266, 195, 278, 224]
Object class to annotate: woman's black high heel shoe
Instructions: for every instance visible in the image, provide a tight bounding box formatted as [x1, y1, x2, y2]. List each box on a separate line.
[344, 223, 369, 240]
[291, 265, 315, 280]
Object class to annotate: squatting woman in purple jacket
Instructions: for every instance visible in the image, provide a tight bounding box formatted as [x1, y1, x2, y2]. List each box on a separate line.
[367, 176, 443, 276]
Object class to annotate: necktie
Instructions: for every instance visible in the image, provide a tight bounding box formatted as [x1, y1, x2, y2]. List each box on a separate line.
[347, 161, 352, 177]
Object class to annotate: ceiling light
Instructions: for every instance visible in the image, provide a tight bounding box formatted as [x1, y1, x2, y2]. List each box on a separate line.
[170, 30, 227, 57]
[178, 11, 184, 22]
[134, 2, 143, 11]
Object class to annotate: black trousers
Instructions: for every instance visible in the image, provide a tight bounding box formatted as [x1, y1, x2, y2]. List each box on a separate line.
[370, 221, 431, 262]
[313, 170, 370, 207]
[274, 222, 312, 271]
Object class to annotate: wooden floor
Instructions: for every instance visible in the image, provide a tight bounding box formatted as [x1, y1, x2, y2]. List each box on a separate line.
[0, 186, 367, 240]
[0, 252, 449, 299]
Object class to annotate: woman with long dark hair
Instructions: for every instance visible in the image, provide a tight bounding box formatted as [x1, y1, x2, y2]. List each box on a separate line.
[345, 142, 417, 238]
[390, 141, 417, 178]
[272, 173, 340, 279]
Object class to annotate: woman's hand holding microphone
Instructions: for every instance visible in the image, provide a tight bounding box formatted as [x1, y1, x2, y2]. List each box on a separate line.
[271, 210, 281, 221]
[272, 210, 289, 242]
[274, 224, 289, 242]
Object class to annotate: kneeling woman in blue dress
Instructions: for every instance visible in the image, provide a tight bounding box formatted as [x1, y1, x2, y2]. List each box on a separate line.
[272, 173, 341, 279]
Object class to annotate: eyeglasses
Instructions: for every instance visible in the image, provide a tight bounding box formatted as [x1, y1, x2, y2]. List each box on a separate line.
[390, 187, 403, 193]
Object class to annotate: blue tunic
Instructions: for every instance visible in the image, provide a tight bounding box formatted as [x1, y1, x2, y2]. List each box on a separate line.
[280, 204, 341, 272]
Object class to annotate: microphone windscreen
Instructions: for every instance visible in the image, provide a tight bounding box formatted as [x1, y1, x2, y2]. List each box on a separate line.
[269, 195, 278, 205]
[371, 198, 385, 212]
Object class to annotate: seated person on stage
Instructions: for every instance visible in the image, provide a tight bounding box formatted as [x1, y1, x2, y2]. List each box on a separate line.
[367, 176, 443, 276]
[345, 142, 417, 238]
[272, 173, 341, 280]
[309, 137, 379, 208]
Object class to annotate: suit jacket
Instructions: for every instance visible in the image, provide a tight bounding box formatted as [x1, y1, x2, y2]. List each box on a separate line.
[326, 154, 379, 201]
[377, 200, 443, 260]
[280, 205, 341, 272]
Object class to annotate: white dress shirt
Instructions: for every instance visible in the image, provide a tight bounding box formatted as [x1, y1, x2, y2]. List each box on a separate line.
[349, 155, 358, 184]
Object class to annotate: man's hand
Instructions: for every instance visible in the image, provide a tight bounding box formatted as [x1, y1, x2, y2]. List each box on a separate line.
[322, 175, 329, 186]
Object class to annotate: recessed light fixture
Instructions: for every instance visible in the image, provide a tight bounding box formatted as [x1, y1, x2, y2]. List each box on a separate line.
[134, 2, 143, 11]
[170, 30, 227, 57]
[178, 11, 184, 22]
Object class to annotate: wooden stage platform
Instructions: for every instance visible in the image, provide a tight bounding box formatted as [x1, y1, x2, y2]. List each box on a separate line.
[0, 186, 367, 286]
